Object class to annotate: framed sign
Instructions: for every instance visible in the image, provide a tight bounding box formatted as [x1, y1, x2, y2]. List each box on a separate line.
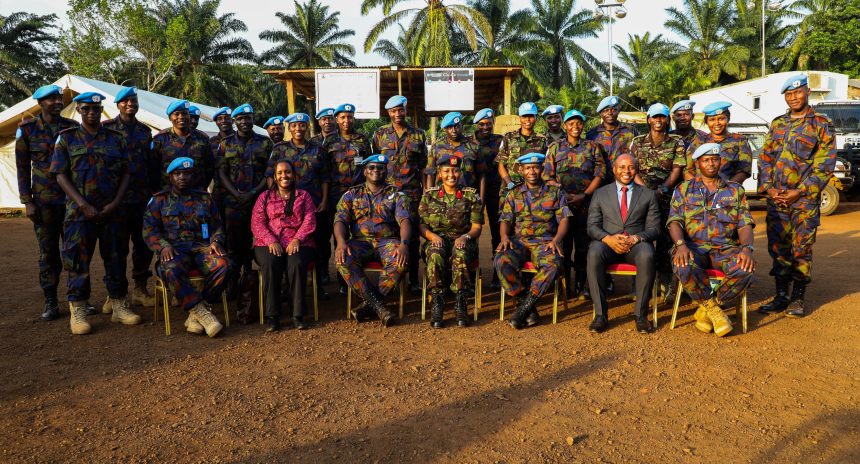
[315, 69, 380, 119]
[424, 68, 475, 112]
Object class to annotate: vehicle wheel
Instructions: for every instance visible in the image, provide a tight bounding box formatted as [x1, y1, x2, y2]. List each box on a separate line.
[820, 183, 840, 216]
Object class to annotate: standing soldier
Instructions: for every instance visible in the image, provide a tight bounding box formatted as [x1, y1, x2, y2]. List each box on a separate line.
[425, 111, 486, 197]
[310, 108, 336, 146]
[542, 109, 606, 298]
[188, 105, 202, 131]
[209, 107, 234, 225]
[263, 115, 285, 145]
[472, 108, 504, 289]
[267, 112, 332, 285]
[326, 103, 372, 293]
[586, 95, 638, 172]
[15, 84, 80, 320]
[103, 86, 155, 307]
[495, 153, 571, 329]
[685, 102, 752, 183]
[373, 95, 427, 294]
[497, 102, 548, 198]
[541, 105, 566, 144]
[419, 154, 483, 328]
[217, 103, 273, 323]
[151, 100, 215, 191]
[50, 92, 139, 334]
[629, 103, 687, 300]
[758, 74, 836, 317]
[669, 100, 706, 151]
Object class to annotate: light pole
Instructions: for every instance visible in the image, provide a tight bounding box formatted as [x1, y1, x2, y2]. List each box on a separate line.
[748, 0, 782, 77]
[594, 0, 628, 95]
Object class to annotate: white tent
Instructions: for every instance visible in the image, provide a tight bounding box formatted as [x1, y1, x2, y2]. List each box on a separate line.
[0, 74, 263, 209]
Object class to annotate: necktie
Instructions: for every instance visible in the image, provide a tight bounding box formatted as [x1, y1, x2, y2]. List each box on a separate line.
[620, 186, 628, 222]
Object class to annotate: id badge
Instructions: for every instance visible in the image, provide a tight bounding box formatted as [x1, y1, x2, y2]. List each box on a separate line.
[202, 223, 209, 239]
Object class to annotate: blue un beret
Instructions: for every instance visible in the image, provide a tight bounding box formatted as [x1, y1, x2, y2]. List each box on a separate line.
[542, 105, 564, 117]
[692, 143, 721, 160]
[32, 85, 63, 101]
[781, 74, 808, 94]
[188, 105, 201, 116]
[263, 116, 284, 129]
[518, 102, 538, 116]
[563, 109, 586, 123]
[359, 154, 388, 166]
[516, 152, 545, 165]
[384, 95, 407, 110]
[286, 113, 310, 124]
[596, 96, 620, 114]
[473, 108, 494, 124]
[440, 112, 463, 129]
[212, 107, 231, 119]
[437, 153, 462, 168]
[72, 92, 106, 104]
[231, 103, 253, 118]
[647, 103, 670, 118]
[114, 86, 137, 104]
[315, 108, 335, 119]
[335, 103, 355, 116]
[671, 100, 695, 113]
[166, 157, 195, 174]
[166, 100, 190, 116]
[702, 101, 732, 117]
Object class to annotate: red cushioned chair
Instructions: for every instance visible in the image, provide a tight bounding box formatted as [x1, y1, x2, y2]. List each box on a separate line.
[346, 262, 405, 320]
[498, 261, 568, 324]
[670, 269, 748, 333]
[603, 263, 660, 328]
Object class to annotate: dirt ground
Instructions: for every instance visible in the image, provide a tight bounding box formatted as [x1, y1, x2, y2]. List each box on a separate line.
[0, 207, 858, 464]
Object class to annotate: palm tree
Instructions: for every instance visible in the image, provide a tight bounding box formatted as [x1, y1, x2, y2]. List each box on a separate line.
[457, 0, 540, 66]
[371, 24, 418, 66]
[728, 0, 793, 79]
[360, 0, 492, 66]
[779, 0, 839, 70]
[0, 12, 61, 104]
[613, 33, 680, 84]
[259, 0, 356, 68]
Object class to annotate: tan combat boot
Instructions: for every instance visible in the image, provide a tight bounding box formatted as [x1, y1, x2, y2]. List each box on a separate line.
[189, 302, 223, 338]
[704, 299, 733, 337]
[110, 297, 142, 325]
[693, 305, 713, 333]
[101, 297, 113, 314]
[69, 301, 92, 335]
[184, 314, 204, 335]
[132, 283, 155, 307]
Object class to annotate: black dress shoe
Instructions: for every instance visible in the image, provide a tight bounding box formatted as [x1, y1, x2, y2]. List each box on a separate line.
[265, 317, 280, 332]
[588, 315, 608, 333]
[41, 299, 60, 321]
[293, 316, 309, 330]
[525, 309, 540, 327]
[84, 302, 98, 316]
[635, 318, 652, 334]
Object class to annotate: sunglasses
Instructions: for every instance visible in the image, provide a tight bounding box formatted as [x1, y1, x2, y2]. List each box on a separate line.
[365, 165, 386, 172]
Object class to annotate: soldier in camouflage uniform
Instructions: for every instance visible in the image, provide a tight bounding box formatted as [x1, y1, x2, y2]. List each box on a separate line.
[419, 153, 484, 328]
[334, 154, 411, 327]
[143, 157, 228, 338]
[669, 100, 707, 151]
[209, 107, 234, 220]
[472, 108, 504, 289]
[758, 74, 836, 318]
[542, 109, 606, 298]
[684, 102, 752, 184]
[586, 95, 638, 179]
[151, 100, 215, 191]
[669, 143, 756, 337]
[373, 95, 427, 294]
[264, 115, 285, 145]
[15, 84, 80, 320]
[217, 103, 273, 323]
[310, 108, 336, 146]
[495, 153, 571, 329]
[541, 105, 566, 144]
[50, 92, 140, 335]
[425, 111, 486, 196]
[497, 102, 548, 199]
[629, 103, 687, 300]
[103, 86, 156, 308]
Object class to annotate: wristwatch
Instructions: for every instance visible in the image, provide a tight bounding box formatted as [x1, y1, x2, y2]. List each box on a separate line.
[674, 239, 685, 247]
[506, 181, 516, 190]
[460, 234, 471, 241]
[400, 239, 410, 245]
[741, 244, 754, 252]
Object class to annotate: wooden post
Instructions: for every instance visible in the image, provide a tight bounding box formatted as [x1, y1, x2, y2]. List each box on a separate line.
[285, 79, 296, 114]
[504, 75, 512, 115]
[397, 71, 402, 95]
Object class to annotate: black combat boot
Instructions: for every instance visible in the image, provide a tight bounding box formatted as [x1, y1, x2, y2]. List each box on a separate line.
[509, 293, 540, 330]
[759, 277, 791, 314]
[785, 280, 807, 318]
[430, 289, 445, 329]
[236, 270, 256, 324]
[365, 289, 395, 327]
[349, 301, 373, 322]
[454, 291, 469, 327]
[41, 297, 60, 321]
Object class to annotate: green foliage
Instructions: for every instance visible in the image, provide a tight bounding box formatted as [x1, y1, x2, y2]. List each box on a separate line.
[259, 0, 356, 68]
[0, 12, 64, 107]
[804, 1, 860, 77]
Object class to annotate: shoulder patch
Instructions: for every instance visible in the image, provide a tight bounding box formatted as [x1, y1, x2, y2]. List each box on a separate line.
[15, 128, 22, 139]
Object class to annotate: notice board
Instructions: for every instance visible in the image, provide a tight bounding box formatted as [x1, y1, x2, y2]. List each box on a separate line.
[315, 69, 380, 119]
[424, 68, 475, 112]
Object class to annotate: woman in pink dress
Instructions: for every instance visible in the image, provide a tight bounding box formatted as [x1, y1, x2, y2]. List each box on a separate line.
[252, 160, 316, 331]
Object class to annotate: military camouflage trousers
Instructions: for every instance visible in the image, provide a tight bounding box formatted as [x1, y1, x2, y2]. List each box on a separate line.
[156, 246, 229, 312]
[337, 238, 406, 299]
[421, 236, 478, 292]
[766, 202, 819, 282]
[493, 238, 563, 298]
[62, 218, 127, 302]
[673, 248, 755, 304]
[32, 203, 65, 299]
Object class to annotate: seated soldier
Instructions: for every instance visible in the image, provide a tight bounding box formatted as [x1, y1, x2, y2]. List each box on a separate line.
[494, 153, 571, 329]
[143, 157, 229, 337]
[668, 143, 756, 337]
[418, 153, 483, 328]
[334, 154, 411, 327]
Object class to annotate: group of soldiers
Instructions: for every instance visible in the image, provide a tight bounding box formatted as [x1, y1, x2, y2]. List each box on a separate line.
[15, 72, 834, 337]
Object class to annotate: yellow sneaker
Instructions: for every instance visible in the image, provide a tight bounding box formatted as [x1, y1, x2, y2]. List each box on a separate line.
[693, 304, 713, 333]
[184, 314, 204, 335]
[705, 299, 733, 337]
[69, 301, 91, 335]
[110, 297, 142, 325]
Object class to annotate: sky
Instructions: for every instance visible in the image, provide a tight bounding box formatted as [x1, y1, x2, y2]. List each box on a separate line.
[5, 0, 682, 65]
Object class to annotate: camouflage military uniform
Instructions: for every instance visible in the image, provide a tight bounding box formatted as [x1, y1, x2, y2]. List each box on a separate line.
[309, 131, 334, 147]
[670, 128, 708, 152]
[326, 132, 372, 208]
[585, 122, 638, 181]
[49, 126, 129, 302]
[103, 116, 154, 287]
[497, 130, 547, 196]
[209, 131, 233, 220]
[335, 184, 411, 298]
[418, 186, 484, 292]
[545, 131, 566, 145]
[668, 176, 756, 303]
[494, 182, 572, 297]
[543, 138, 606, 280]
[758, 108, 836, 282]
[143, 189, 228, 311]
[425, 135, 485, 190]
[685, 132, 753, 181]
[151, 127, 215, 190]
[474, 133, 504, 253]
[15, 114, 79, 301]
[629, 133, 686, 274]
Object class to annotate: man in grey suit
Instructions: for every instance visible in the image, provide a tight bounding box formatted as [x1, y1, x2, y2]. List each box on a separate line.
[586, 154, 661, 333]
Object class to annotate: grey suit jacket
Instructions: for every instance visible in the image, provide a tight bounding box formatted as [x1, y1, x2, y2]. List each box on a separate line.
[587, 182, 661, 243]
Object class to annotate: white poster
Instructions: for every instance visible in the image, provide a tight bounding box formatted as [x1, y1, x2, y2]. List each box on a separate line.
[315, 69, 380, 119]
[424, 68, 475, 112]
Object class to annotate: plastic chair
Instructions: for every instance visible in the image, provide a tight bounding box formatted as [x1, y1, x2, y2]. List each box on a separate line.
[604, 263, 660, 328]
[670, 269, 748, 333]
[257, 261, 320, 324]
[153, 271, 229, 336]
[499, 262, 568, 324]
[346, 262, 405, 319]
[421, 260, 482, 321]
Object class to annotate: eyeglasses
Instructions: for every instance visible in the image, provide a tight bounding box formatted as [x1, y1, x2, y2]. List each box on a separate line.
[365, 165, 385, 172]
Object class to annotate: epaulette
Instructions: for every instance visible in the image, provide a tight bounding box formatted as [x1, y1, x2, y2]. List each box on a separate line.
[667, 133, 683, 141]
[56, 126, 78, 136]
[152, 188, 171, 198]
[424, 186, 442, 194]
[462, 187, 477, 194]
[104, 126, 124, 136]
[18, 118, 36, 127]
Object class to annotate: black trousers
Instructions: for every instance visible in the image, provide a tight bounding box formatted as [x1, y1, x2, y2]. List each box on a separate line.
[313, 210, 332, 276]
[484, 188, 501, 270]
[587, 241, 655, 319]
[255, 245, 311, 318]
[562, 208, 590, 283]
[120, 202, 154, 285]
